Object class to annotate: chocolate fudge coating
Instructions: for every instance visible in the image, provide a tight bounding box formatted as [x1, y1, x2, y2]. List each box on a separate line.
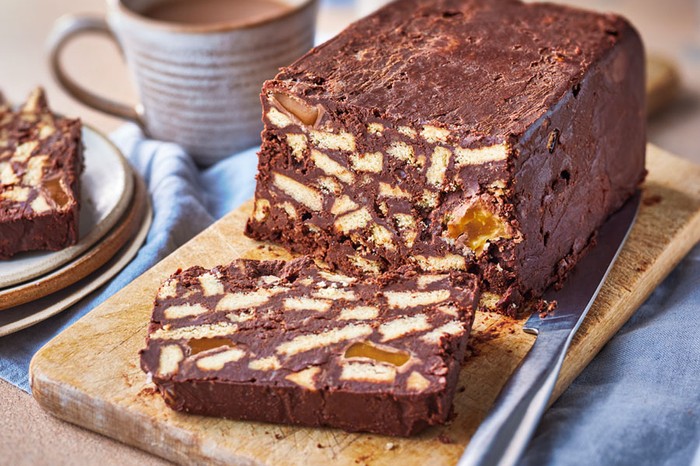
[0, 88, 83, 259]
[245, 0, 646, 315]
[140, 257, 478, 436]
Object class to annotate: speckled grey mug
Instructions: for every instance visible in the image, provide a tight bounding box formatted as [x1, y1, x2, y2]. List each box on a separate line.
[48, 0, 318, 165]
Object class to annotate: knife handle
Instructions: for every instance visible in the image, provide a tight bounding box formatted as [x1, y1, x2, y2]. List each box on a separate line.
[457, 328, 572, 466]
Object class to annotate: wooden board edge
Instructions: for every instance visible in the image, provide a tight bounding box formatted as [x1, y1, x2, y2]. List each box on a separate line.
[29, 370, 258, 466]
[552, 208, 700, 402]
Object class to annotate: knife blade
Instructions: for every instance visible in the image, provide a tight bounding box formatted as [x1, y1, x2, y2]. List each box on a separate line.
[457, 191, 641, 466]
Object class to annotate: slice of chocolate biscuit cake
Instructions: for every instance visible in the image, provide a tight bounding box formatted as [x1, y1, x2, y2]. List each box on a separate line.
[140, 257, 478, 436]
[245, 0, 646, 315]
[0, 88, 83, 259]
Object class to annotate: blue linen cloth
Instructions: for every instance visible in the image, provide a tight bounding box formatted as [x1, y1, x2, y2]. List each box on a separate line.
[0, 123, 698, 465]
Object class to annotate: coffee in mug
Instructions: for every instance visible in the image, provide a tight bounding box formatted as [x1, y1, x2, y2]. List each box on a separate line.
[142, 0, 291, 26]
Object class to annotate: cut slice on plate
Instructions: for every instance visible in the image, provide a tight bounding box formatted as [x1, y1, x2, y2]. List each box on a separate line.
[0, 88, 83, 259]
[0, 122, 132, 289]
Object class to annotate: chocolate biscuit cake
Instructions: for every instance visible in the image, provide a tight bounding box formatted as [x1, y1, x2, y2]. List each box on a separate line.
[245, 0, 646, 315]
[0, 88, 83, 259]
[140, 257, 478, 436]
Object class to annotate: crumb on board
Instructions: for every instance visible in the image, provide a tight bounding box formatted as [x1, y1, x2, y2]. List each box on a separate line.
[137, 386, 158, 397]
[635, 259, 650, 273]
[643, 194, 662, 206]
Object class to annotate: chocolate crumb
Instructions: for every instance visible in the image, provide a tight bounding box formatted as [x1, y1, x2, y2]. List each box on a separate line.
[643, 194, 662, 206]
[635, 259, 650, 273]
[137, 386, 158, 397]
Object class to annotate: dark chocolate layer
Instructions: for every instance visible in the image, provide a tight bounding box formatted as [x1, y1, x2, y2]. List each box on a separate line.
[272, 0, 635, 140]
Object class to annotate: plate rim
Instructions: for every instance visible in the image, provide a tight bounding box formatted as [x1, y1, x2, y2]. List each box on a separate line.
[0, 124, 134, 288]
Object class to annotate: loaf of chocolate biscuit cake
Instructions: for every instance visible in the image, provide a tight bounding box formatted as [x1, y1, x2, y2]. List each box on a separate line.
[0, 88, 83, 259]
[245, 0, 646, 315]
[140, 257, 478, 436]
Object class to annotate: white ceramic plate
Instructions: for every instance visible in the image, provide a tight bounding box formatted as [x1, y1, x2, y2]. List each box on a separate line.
[0, 201, 152, 337]
[0, 125, 133, 289]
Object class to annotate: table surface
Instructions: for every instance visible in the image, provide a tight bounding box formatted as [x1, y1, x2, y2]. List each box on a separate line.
[1, 0, 699, 464]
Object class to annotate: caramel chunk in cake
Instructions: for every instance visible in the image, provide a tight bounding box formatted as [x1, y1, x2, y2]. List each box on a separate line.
[140, 257, 478, 436]
[0, 88, 83, 259]
[245, 0, 646, 315]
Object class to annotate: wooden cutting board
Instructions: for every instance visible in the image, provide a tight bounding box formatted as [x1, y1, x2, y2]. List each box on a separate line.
[29, 145, 700, 466]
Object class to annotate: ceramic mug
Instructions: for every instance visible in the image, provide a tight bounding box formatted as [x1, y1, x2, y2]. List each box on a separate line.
[48, 0, 318, 165]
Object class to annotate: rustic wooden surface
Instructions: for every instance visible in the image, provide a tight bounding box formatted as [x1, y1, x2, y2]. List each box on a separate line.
[28, 145, 700, 465]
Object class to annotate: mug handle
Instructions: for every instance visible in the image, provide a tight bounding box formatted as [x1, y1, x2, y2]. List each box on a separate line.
[47, 14, 144, 127]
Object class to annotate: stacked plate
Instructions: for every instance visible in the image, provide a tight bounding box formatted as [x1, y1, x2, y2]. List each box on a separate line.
[0, 126, 152, 336]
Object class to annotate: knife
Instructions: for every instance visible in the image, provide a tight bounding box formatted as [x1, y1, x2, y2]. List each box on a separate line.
[457, 191, 642, 466]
